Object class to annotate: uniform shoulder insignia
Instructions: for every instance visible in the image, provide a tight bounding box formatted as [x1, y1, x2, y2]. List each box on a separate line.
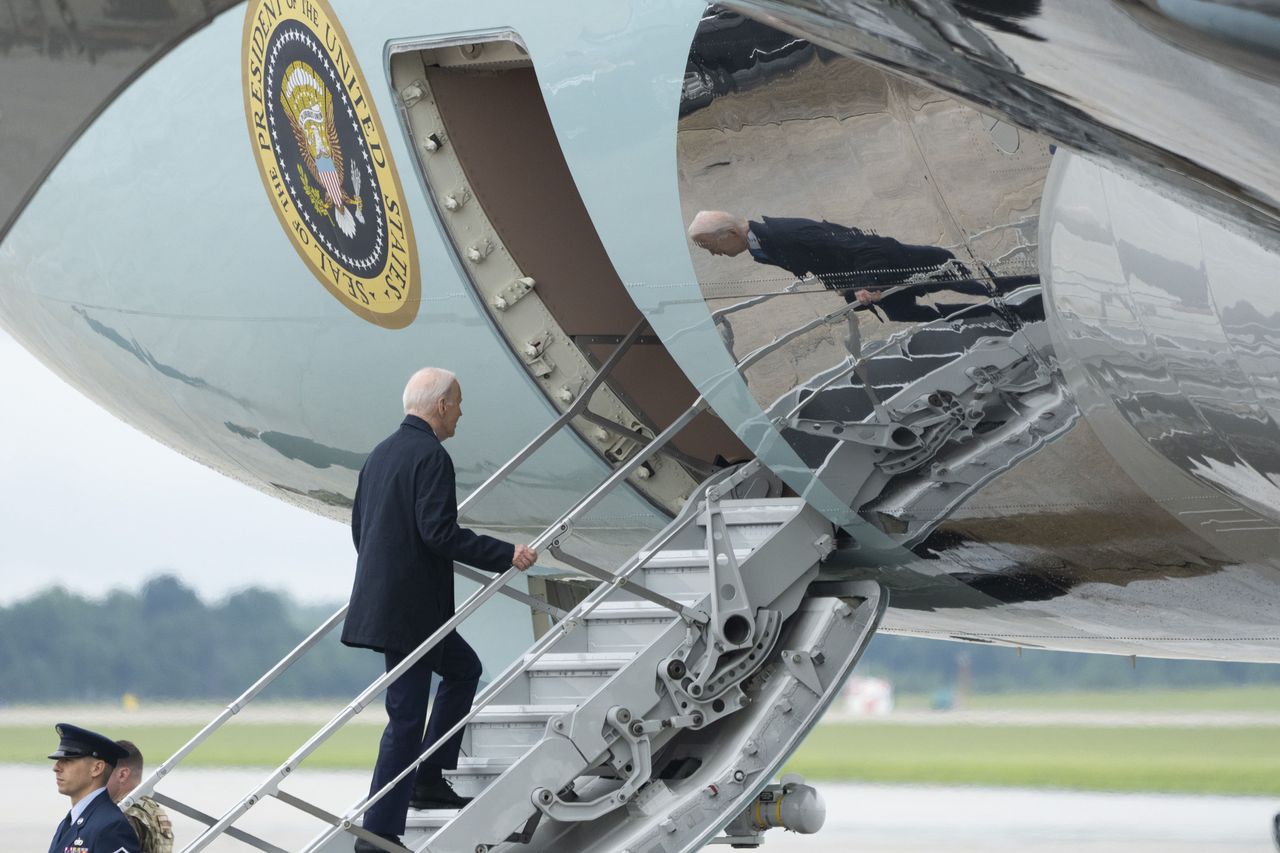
[142, 796, 174, 840]
[126, 797, 175, 852]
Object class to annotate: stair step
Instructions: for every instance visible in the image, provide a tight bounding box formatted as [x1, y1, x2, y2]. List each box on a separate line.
[584, 600, 684, 617]
[402, 754, 552, 827]
[450, 755, 514, 773]
[701, 501, 804, 527]
[581, 601, 682, 652]
[525, 652, 634, 704]
[639, 547, 744, 569]
[470, 703, 577, 720]
[404, 811, 455, 830]
[442, 756, 513, 798]
[465, 704, 572, 759]
[524, 651, 635, 670]
[634, 561, 712, 597]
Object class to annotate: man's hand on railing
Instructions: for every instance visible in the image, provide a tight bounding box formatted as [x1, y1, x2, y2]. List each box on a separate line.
[513, 544, 538, 571]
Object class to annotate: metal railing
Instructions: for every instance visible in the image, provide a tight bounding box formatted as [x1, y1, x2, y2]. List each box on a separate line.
[120, 321, 651, 828]
[299, 463, 752, 853]
[176, 384, 727, 853]
[140, 297, 900, 851]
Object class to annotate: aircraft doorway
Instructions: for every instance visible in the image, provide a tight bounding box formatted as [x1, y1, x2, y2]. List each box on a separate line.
[389, 33, 748, 515]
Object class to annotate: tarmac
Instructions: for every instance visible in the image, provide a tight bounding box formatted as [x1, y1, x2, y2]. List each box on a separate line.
[4, 765, 1274, 852]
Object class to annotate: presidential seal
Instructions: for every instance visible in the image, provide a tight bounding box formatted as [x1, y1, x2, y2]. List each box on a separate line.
[243, 0, 419, 328]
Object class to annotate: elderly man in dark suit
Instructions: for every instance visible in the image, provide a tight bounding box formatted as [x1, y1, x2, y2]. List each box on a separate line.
[687, 211, 1030, 322]
[342, 367, 537, 852]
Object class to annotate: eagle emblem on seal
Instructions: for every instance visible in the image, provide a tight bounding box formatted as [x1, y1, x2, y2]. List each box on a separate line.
[243, 0, 420, 327]
[279, 60, 364, 238]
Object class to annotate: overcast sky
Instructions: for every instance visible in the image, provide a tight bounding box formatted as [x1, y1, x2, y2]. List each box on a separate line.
[0, 330, 356, 606]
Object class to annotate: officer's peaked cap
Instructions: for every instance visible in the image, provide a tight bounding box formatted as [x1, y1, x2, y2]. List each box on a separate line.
[47, 723, 128, 765]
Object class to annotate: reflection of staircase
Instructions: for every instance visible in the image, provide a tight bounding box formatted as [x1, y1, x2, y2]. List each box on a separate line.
[773, 287, 1077, 546]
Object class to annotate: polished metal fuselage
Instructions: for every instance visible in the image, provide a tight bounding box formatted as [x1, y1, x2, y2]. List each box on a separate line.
[1, 0, 1278, 662]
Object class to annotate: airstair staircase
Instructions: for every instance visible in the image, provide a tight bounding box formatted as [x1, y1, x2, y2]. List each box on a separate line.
[358, 467, 882, 853]
[118, 279, 1065, 852]
[122, 320, 886, 853]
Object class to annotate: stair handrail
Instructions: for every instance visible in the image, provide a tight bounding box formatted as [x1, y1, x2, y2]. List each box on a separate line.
[306, 508, 710, 853]
[166, 296, 837, 848]
[733, 288, 893, 376]
[711, 275, 810, 323]
[298, 461, 758, 853]
[457, 317, 651, 512]
[119, 604, 350, 808]
[125, 320, 647, 813]
[177, 388, 721, 853]
[285, 284, 1000, 849]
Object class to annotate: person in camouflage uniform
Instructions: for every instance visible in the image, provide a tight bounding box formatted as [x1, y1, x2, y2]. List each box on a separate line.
[106, 740, 174, 853]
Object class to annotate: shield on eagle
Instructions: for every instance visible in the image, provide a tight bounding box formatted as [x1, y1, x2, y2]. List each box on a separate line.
[279, 60, 364, 237]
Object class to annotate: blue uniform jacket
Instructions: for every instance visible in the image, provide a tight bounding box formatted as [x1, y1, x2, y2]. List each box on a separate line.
[341, 415, 515, 658]
[49, 789, 139, 853]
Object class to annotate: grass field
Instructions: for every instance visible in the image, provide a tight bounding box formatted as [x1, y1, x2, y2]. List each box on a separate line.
[4, 717, 1278, 795]
[892, 685, 1280, 713]
[781, 723, 1280, 795]
[0, 724, 383, 770]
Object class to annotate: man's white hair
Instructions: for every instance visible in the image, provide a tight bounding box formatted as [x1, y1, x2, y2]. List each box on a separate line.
[403, 367, 458, 415]
[687, 210, 742, 239]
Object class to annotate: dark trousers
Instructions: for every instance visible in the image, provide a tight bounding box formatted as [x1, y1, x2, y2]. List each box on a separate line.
[362, 630, 481, 835]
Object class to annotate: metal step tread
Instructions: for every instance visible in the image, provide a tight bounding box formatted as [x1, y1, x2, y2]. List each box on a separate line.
[469, 703, 575, 723]
[447, 756, 514, 774]
[698, 499, 805, 519]
[581, 600, 689, 620]
[446, 755, 614, 779]
[524, 652, 635, 672]
[404, 811, 456, 827]
[639, 548, 750, 569]
[448, 758, 512, 778]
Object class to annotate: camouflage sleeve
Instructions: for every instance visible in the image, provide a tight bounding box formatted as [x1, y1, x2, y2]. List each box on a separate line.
[124, 804, 150, 850]
[129, 798, 174, 853]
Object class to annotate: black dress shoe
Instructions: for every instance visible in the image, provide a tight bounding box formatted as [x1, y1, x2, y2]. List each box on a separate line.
[410, 777, 472, 810]
[353, 831, 402, 853]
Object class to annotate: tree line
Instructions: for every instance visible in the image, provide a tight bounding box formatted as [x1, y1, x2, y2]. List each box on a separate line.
[0, 576, 380, 703]
[0, 575, 1275, 703]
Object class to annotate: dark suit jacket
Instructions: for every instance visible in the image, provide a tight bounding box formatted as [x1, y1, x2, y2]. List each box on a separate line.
[341, 415, 515, 658]
[48, 788, 139, 853]
[749, 216, 965, 322]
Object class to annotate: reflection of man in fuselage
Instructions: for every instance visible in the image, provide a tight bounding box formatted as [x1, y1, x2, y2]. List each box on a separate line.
[688, 210, 1026, 323]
